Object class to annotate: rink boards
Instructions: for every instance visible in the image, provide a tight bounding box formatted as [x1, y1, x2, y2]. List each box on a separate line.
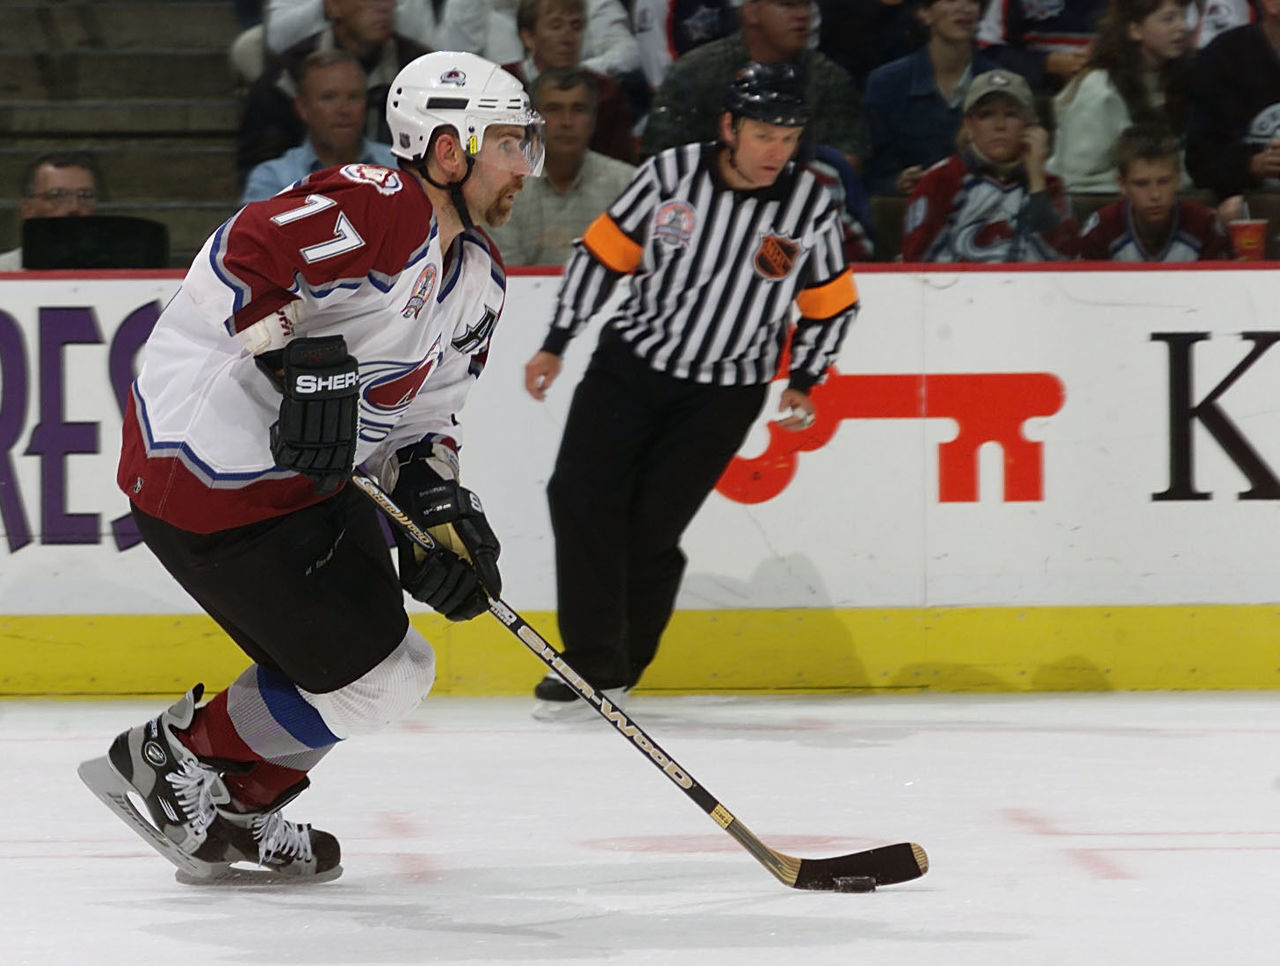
[2, 265, 1279, 694]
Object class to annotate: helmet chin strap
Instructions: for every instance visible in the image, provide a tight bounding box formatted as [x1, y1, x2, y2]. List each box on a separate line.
[416, 154, 477, 231]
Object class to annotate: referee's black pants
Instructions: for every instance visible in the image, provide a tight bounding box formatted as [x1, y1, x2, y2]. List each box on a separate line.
[547, 333, 767, 690]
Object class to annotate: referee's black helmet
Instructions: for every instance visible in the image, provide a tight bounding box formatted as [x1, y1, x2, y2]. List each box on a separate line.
[723, 62, 809, 127]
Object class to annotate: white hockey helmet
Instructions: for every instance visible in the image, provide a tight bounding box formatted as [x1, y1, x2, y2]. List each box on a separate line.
[387, 51, 545, 177]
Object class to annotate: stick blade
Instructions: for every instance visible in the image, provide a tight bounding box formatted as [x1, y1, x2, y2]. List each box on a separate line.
[792, 841, 928, 890]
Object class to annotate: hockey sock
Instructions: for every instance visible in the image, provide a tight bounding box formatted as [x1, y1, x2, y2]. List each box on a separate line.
[224, 760, 310, 811]
[178, 686, 316, 810]
[178, 688, 260, 763]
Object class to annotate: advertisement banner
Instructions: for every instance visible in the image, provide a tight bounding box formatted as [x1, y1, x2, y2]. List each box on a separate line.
[2, 267, 1279, 620]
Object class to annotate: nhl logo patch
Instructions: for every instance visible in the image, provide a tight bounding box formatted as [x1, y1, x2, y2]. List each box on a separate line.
[753, 232, 800, 280]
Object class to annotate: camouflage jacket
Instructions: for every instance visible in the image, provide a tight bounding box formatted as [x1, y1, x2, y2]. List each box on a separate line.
[641, 32, 868, 163]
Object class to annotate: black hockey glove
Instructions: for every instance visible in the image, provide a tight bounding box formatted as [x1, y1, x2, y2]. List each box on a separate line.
[267, 336, 359, 496]
[392, 447, 502, 621]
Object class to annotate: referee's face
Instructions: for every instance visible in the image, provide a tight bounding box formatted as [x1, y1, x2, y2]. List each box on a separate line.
[719, 116, 803, 190]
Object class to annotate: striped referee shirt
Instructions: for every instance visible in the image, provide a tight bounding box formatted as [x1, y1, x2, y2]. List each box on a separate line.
[540, 142, 858, 391]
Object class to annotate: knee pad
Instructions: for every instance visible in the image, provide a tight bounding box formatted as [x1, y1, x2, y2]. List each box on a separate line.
[297, 626, 436, 739]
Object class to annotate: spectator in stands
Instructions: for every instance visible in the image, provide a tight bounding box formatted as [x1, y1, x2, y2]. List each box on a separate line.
[1078, 123, 1231, 260]
[241, 50, 397, 202]
[502, 0, 637, 163]
[237, 0, 428, 180]
[864, 0, 1000, 196]
[1185, 0, 1280, 200]
[817, 0, 922, 91]
[487, 68, 635, 265]
[632, 0, 739, 91]
[265, 0, 447, 54]
[643, 0, 866, 167]
[901, 69, 1077, 261]
[440, 0, 641, 82]
[810, 144, 877, 260]
[1048, 0, 1194, 194]
[1191, 0, 1252, 49]
[0, 153, 100, 271]
[976, 0, 1107, 92]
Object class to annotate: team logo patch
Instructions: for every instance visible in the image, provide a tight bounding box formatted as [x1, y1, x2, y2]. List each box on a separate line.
[752, 232, 800, 280]
[653, 200, 695, 247]
[401, 264, 438, 318]
[339, 163, 403, 195]
[452, 305, 498, 353]
[363, 351, 440, 413]
[440, 68, 467, 86]
[1246, 104, 1280, 146]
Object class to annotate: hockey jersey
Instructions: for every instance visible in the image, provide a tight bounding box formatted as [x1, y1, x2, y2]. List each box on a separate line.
[976, 0, 1107, 88]
[118, 163, 506, 533]
[901, 153, 1078, 262]
[1078, 200, 1231, 262]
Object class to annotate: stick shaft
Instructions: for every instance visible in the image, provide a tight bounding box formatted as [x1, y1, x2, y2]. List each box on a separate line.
[350, 473, 783, 867]
[351, 471, 929, 890]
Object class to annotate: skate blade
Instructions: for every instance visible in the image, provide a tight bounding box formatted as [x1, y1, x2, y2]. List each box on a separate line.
[174, 863, 343, 886]
[77, 755, 215, 880]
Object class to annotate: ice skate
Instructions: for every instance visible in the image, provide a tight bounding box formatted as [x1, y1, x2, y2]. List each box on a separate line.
[531, 673, 629, 722]
[78, 684, 231, 879]
[177, 778, 342, 884]
[79, 684, 341, 884]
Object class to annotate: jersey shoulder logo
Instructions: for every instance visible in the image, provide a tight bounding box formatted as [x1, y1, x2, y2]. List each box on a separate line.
[401, 264, 438, 318]
[653, 200, 696, 247]
[752, 232, 800, 280]
[340, 164, 403, 196]
[452, 305, 498, 353]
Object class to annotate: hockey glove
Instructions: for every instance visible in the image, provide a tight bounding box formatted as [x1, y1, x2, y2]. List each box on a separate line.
[392, 446, 502, 621]
[268, 336, 360, 496]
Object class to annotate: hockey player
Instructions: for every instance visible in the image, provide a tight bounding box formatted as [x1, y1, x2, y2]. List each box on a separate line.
[77, 51, 545, 882]
[522, 62, 857, 719]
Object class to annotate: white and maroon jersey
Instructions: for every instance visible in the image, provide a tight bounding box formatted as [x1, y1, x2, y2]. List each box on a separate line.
[119, 163, 506, 533]
[901, 153, 1078, 262]
[1078, 199, 1231, 262]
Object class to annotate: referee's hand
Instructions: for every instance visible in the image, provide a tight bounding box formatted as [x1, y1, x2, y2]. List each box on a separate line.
[525, 350, 563, 401]
[777, 388, 816, 432]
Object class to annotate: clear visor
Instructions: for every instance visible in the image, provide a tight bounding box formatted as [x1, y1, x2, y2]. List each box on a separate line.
[468, 115, 546, 177]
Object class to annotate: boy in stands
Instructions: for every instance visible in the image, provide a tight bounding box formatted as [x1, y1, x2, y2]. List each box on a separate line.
[1078, 123, 1232, 261]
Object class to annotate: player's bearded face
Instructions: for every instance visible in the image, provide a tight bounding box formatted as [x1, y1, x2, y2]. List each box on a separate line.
[465, 163, 525, 228]
[466, 123, 541, 226]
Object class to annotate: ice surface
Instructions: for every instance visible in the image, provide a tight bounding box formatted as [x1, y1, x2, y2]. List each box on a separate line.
[3, 692, 1278, 965]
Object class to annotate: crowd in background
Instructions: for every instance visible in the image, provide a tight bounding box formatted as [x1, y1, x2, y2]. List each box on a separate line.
[10, 0, 1280, 266]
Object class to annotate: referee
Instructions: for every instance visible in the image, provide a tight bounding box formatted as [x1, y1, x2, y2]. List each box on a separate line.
[523, 62, 858, 719]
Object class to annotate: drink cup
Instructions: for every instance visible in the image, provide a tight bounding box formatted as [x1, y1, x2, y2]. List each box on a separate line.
[1228, 219, 1268, 259]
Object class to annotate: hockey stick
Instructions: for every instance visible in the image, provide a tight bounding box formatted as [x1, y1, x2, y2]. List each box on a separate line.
[351, 470, 928, 892]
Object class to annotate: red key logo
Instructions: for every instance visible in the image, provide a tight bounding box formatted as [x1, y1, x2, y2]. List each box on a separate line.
[717, 368, 1066, 504]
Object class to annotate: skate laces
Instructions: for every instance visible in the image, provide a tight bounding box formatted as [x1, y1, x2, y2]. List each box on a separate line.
[252, 810, 314, 864]
[165, 760, 223, 834]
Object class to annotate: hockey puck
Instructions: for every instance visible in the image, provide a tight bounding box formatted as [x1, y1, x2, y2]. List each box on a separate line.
[832, 875, 877, 893]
